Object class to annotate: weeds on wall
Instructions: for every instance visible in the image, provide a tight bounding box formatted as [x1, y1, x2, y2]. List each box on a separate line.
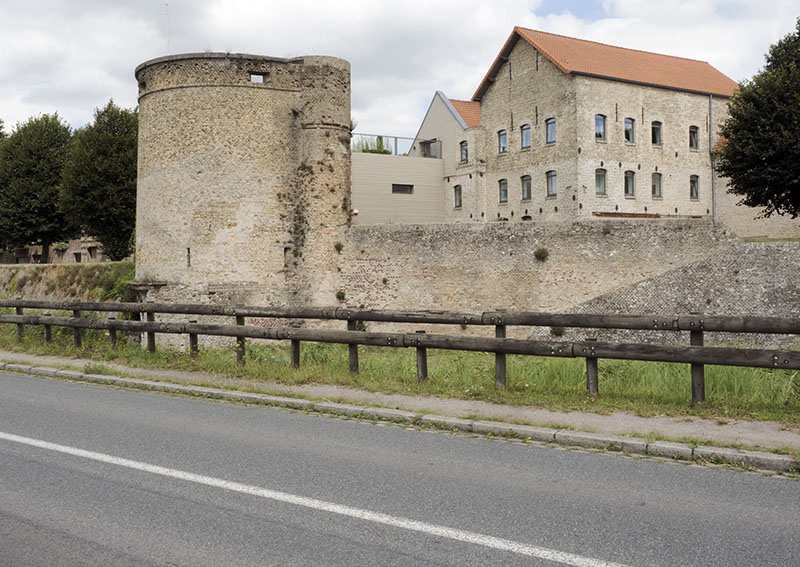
[2, 262, 135, 301]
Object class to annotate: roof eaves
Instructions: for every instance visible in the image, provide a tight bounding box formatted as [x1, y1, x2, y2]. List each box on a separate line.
[571, 71, 736, 98]
[440, 93, 469, 130]
[472, 29, 522, 101]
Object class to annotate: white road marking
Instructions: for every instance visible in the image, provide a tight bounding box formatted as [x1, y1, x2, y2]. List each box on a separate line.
[0, 430, 632, 567]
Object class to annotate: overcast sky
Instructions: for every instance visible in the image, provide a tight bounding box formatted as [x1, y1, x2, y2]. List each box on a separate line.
[1, 0, 797, 138]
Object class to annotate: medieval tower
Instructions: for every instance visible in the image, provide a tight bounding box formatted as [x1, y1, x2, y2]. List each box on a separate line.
[134, 53, 351, 306]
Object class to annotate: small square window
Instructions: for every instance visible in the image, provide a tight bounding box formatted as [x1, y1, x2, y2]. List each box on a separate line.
[249, 72, 270, 83]
[520, 124, 531, 149]
[498, 179, 508, 203]
[391, 184, 413, 194]
[498, 130, 508, 154]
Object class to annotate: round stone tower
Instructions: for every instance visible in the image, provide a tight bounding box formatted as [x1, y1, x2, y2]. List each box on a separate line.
[134, 53, 351, 306]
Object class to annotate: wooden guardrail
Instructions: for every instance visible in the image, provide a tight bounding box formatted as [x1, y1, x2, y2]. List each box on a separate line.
[1, 299, 799, 406]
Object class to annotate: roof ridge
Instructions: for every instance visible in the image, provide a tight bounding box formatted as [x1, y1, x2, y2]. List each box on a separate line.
[514, 26, 713, 67]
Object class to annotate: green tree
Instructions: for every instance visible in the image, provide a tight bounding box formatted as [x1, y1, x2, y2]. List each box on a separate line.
[0, 118, 6, 140]
[716, 18, 800, 219]
[60, 100, 138, 261]
[0, 113, 75, 261]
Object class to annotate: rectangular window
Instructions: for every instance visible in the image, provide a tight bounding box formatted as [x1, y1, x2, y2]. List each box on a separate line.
[652, 172, 662, 198]
[545, 118, 556, 144]
[546, 171, 557, 197]
[498, 130, 508, 154]
[595, 169, 606, 195]
[690, 175, 699, 199]
[689, 126, 699, 150]
[651, 121, 662, 146]
[521, 175, 532, 201]
[624, 118, 635, 144]
[624, 171, 635, 197]
[249, 72, 270, 83]
[391, 184, 413, 194]
[459, 140, 468, 162]
[595, 114, 606, 141]
[498, 179, 508, 203]
[520, 124, 531, 149]
[454, 185, 462, 208]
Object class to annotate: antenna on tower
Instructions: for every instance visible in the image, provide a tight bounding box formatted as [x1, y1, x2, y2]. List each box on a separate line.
[165, 1, 171, 54]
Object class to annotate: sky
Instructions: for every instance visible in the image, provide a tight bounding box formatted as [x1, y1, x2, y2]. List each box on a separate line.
[0, 0, 797, 139]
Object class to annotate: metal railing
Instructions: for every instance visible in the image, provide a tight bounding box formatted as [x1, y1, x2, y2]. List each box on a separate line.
[351, 133, 415, 156]
[1, 299, 799, 406]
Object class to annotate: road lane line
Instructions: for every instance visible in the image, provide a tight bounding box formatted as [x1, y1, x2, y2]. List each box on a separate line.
[0, 430, 631, 567]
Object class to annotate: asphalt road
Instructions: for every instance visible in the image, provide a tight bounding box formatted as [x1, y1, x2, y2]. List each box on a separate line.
[0, 372, 797, 566]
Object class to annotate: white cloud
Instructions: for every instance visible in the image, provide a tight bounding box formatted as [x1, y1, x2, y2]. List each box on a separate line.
[0, 0, 796, 137]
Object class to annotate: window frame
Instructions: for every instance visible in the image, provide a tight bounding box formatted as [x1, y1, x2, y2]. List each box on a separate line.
[497, 130, 508, 154]
[521, 175, 532, 201]
[689, 126, 699, 150]
[624, 117, 635, 144]
[546, 170, 557, 198]
[459, 140, 468, 162]
[520, 124, 531, 149]
[391, 184, 414, 195]
[651, 121, 662, 147]
[690, 175, 699, 200]
[498, 178, 508, 203]
[595, 114, 606, 141]
[545, 117, 556, 144]
[453, 185, 462, 208]
[624, 171, 636, 197]
[595, 168, 607, 196]
[651, 172, 662, 198]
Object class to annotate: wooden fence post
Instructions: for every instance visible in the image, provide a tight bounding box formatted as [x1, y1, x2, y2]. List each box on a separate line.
[108, 316, 117, 348]
[15, 307, 23, 341]
[689, 312, 705, 406]
[416, 330, 428, 382]
[146, 312, 156, 352]
[188, 319, 198, 357]
[72, 310, 82, 348]
[43, 312, 52, 343]
[585, 337, 599, 398]
[236, 314, 246, 364]
[494, 310, 507, 390]
[290, 324, 301, 369]
[347, 319, 359, 374]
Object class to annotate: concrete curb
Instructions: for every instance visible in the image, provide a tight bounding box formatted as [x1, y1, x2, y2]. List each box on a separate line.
[3, 362, 798, 473]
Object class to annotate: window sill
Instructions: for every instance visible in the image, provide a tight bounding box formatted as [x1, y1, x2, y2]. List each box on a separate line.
[498, 151, 508, 156]
[545, 141, 556, 146]
[498, 201, 509, 206]
[652, 196, 663, 200]
[595, 193, 608, 198]
[690, 198, 700, 201]
[595, 139, 607, 144]
[545, 195, 557, 200]
[689, 148, 699, 153]
[521, 198, 531, 203]
[625, 195, 636, 199]
[520, 146, 531, 152]
[625, 142, 636, 147]
[652, 144, 663, 149]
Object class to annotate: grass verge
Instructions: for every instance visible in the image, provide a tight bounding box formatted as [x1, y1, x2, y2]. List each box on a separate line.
[0, 321, 798, 424]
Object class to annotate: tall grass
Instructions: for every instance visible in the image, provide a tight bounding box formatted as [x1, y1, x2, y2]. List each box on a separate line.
[0, 321, 797, 422]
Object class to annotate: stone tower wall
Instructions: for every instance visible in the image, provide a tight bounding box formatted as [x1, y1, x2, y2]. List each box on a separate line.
[134, 53, 350, 306]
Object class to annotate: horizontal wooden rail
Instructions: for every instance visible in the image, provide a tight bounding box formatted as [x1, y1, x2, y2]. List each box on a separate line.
[1, 313, 798, 370]
[1, 299, 798, 334]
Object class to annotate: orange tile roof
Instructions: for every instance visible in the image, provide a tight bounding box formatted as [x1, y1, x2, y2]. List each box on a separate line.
[473, 27, 739, 101]
[449, 99, 481, 127]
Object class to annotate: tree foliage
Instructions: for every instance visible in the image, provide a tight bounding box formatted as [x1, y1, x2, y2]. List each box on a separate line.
[60, 100, 138, 261]
[716, 18, 800, 219]
[0, 113, 75, 259]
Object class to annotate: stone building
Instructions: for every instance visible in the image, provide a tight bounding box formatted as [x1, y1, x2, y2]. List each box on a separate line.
[364, 27, 798, 238]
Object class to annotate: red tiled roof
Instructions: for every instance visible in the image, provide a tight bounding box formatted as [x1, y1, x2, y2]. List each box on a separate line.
[449, 98, 481, 127]
[473, 27, 739, 101]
